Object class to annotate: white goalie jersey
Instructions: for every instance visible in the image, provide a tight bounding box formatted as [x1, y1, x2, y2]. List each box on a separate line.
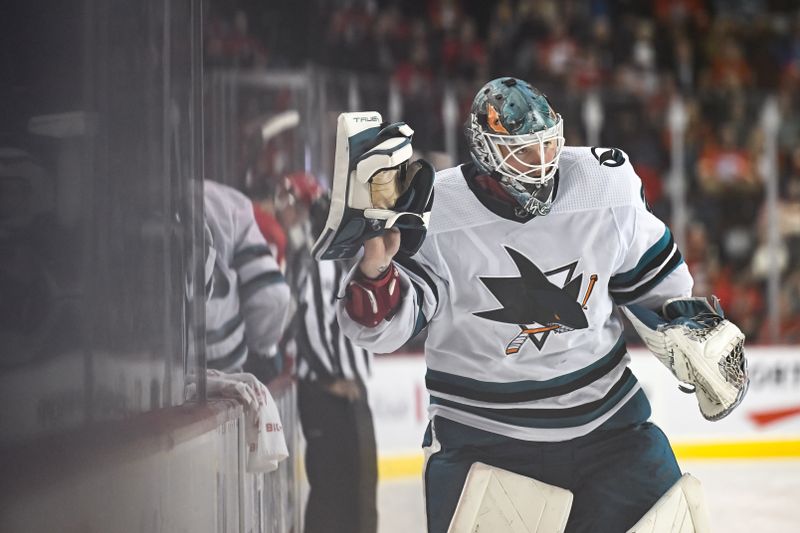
[337, 146, 694, 442]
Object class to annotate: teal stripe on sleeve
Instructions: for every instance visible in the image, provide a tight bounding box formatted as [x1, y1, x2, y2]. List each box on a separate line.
[610, 228, 672, 287]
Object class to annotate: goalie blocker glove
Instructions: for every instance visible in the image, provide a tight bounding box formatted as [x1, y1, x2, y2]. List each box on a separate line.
[622, 296, 749, 421]
[312, 111, 435, 261]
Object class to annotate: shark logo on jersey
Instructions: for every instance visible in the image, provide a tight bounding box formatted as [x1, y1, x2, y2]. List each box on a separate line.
[474, 247, 598, 355]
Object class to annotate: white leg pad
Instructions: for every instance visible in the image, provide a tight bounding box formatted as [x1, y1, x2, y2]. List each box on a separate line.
[626, 474, 712, 533]
[447, 462, 574, 533]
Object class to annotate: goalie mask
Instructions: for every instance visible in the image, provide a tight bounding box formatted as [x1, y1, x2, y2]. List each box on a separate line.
[465, 78, 564, 216]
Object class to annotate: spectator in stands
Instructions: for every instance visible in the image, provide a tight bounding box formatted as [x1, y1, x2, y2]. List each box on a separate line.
[203, 1, 800, 343]
[708, 38, 753, 90]
[654, 0, 710, 29]
[226, 10, 268, 69]
[722, 272, 764, 341]
[772, 271, 800, 343]
[779, 149, 800, 260]
[441, 19, 486, 81]
[539, 20, 579, 82]
[204, 7, 267, 69]
[695, 123, 761, 238]
[668, 34, 701, 92]
[776, 88, 800, 157]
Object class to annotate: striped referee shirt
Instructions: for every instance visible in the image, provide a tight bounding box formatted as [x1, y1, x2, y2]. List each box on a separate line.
[295, 257, 372, 386]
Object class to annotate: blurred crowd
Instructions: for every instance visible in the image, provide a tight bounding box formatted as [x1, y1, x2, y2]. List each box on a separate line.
[203, 0, 800, 344]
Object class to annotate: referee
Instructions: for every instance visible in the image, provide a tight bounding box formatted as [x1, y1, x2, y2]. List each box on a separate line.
[289, 184, 378, 533]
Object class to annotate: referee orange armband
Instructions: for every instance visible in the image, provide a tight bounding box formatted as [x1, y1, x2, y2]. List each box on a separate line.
[344, 264, 401, 327]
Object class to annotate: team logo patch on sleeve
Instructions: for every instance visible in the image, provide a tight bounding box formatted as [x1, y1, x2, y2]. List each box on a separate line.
[474, 247, 598, 355]
[590, 147, 626, 167]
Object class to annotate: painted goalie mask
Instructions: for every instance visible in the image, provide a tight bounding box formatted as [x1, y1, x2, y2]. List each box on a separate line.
[466, 78, 565, 215]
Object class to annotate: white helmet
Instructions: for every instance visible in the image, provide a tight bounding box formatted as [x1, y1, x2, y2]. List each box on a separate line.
[466, 78, 564, 215]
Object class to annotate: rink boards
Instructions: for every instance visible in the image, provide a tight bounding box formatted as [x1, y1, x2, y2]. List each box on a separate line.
[367, 347, 800, 480]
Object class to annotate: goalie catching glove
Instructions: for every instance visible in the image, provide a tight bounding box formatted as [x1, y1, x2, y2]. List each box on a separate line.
[622, 296, 749, 421]
[312, 111, 435, 261]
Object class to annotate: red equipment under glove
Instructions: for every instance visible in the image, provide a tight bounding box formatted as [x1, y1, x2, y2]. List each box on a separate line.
[345, 263, 401, 327]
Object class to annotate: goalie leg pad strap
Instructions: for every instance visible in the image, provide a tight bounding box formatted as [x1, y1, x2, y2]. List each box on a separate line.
[626, 473, 711, 533]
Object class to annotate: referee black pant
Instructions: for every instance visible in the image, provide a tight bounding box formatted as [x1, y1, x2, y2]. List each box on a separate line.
[298, 380, 378, 533]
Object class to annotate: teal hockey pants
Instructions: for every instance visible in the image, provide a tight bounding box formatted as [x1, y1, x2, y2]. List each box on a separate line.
[423, 400, 681, 532]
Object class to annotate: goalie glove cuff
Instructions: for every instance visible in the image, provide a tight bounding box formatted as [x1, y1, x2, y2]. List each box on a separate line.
[344, 263, 401, 327]
[662, 296, 725, 327]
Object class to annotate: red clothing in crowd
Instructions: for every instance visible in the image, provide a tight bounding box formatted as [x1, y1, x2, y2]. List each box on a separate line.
[252, 203, 287, 271]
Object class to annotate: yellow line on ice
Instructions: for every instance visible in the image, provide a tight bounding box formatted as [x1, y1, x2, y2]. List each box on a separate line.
[672, 439, 800, 460]
[378, 455, 425, 480]
[377, 439, 800, 481]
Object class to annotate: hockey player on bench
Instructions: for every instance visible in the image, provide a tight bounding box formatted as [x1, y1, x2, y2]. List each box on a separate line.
[314, 77, 749, 533]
